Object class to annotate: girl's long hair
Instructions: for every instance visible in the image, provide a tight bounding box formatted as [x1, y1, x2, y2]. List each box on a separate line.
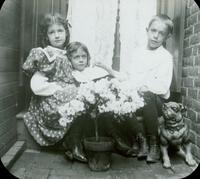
[39, 13, 70, 48]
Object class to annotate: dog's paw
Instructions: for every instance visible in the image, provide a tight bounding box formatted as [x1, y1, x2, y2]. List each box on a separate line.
[185, 155, 197, 166]
[163, 160, 172, 169]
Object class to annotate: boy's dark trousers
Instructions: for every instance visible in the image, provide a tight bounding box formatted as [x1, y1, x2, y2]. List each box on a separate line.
[136, 91, 165, 162]
[99, 112, 143, 156]
[138, 91, 164, 136]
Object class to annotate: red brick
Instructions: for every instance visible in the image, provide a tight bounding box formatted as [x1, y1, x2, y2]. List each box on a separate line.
[186, 8, 191, 18]
[182, 68, 188, 77]
[183, 97, 193, 107]
[183, 67, 198, 77]
[195, 56, 200, 65]
[188, 14, 198, 26]
[194, 78, 200, 87]
[183, 57, 193, 66]
[198, 12, 200, 22]
[183, 77, 194, 87]
[197, 113, 200, 123]
[181, 87, 188, 96]
[193, 46, 199, 55]
[183, 57, 194, 66]
[189, 88, 198, 99]
[184, 38, 190, 48]
[192, 100, 200, 112]
[185, 27, 193, 38]
[198, 89, 200, 99]
[190, 34, 200, 45]
[183, 48, 193, 57]
[194, 23, 200, 33]
[189, 130, 197, 144]
[191, 122, 200, 133]
[191, 143, 200, 160]
[187, 108, 197, 121]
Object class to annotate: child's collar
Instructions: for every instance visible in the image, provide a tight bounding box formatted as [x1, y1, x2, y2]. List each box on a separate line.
[46, 46, 67, 54]
[146, 45, 164, 51]
[41, 46, 67, 62]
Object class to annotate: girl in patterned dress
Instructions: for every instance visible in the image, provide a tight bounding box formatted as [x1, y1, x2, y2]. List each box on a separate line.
[22, 13, 78, 147]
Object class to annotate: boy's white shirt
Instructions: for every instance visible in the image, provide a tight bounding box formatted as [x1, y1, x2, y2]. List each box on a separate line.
[125, 45, 173, 99]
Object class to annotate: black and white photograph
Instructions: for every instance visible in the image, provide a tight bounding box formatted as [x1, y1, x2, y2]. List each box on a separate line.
[0, 0, 199, 178]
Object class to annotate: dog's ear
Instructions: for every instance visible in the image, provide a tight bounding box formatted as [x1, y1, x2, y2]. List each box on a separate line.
[179, 103, 187, 112]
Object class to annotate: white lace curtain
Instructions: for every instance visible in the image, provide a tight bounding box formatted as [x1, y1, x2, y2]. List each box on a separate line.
[68, 0, 156, 70]
[120, 0, 156, 71]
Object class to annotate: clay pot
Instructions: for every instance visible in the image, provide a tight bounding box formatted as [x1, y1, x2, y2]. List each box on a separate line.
[84, 137, 114, 171]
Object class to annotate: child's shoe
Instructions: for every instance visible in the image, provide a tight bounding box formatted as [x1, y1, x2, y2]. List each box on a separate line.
[137, 133, 148, 160]
[146, 135, 160, 163]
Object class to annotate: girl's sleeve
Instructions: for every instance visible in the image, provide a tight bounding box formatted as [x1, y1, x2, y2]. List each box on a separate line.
[22, 48, 46, 76]
[31, 71, 63, 96]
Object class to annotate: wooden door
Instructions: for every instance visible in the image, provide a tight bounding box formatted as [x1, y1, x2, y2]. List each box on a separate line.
[19, 0, 69, 109]
[157, 0, 186, 93]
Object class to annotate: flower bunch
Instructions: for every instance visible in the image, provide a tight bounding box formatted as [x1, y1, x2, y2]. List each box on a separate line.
[98, 78, 145, 120]
[58, 77, 144, 127]
[58, 99, 85, 127]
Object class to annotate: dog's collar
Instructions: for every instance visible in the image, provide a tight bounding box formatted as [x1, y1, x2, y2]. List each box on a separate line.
[165, 123, 185, 134]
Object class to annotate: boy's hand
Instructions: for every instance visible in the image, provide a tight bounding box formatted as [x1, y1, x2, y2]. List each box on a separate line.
[139, 85, 149, 92]
[93, 61, 107, 69]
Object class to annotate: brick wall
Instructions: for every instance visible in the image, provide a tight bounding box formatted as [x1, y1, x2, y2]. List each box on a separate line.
[182, 0, 200, 161]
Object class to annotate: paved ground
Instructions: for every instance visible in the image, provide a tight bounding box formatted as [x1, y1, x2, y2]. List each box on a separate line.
[9, 149, 197, 179]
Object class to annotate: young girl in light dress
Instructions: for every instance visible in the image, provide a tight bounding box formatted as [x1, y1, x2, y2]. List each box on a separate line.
[22, 13, 78, 147]
[64, 41, 141, 159]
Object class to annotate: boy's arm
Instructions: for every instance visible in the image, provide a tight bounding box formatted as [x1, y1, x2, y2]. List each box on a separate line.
[31, 72, 63, 96]
[94, 61, 127, 81]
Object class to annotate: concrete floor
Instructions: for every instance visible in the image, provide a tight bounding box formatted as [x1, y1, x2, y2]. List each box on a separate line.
[8, 149, 198, 179]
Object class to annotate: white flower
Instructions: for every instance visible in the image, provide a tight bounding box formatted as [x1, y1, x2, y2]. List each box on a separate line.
[59, 117, 67, 127]
[58, 77, 145, 126]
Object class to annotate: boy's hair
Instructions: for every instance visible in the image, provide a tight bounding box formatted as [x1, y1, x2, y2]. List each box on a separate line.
[66, 41, 91, 67]
[148, 14, 174, 35]
[39, 13, 70, 47]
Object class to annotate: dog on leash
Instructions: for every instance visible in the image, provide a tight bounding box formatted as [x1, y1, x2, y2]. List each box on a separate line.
[159, 102, 197, 168]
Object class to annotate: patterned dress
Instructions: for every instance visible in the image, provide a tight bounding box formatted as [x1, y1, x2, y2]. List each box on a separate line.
[22, 46, 78, 146]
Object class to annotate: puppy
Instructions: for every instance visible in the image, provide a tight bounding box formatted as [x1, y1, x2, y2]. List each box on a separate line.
[159, 102, 197, 168]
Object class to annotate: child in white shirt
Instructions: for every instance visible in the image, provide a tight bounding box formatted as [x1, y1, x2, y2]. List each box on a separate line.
[96, 14, 174, 163]
[131, 14, 173, 163]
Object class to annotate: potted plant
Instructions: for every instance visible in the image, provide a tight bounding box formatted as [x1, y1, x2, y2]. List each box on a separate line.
[58, 77, 144, 171]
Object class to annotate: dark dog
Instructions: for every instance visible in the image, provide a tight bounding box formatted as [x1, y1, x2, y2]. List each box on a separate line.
[159, 102, 197, 168]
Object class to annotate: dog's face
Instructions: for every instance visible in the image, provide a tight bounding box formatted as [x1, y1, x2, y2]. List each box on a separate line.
[162, 102, 186, 125]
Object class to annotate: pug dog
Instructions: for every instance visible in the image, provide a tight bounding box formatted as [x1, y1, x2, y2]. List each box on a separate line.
[159, 102, 197, 168]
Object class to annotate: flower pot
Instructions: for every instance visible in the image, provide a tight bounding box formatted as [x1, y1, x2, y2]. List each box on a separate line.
[83, 137, 114, 171]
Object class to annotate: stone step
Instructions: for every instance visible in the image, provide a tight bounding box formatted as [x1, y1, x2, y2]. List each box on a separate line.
[16, 111, 63, 151]
[16, 111, 42, 150]
[1, 141, 26, 169]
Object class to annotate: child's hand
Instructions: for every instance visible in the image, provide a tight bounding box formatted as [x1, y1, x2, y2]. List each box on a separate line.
[139, 85, 149, 92]
[93, 61, 107, 69]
